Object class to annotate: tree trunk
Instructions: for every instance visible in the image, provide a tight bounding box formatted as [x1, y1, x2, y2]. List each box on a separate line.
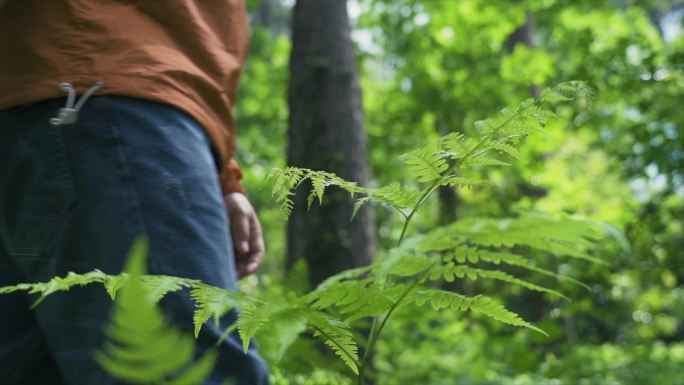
[506, 10, 540, 97]
[251, 0, 290, 35]
[287, 0, 375, 287]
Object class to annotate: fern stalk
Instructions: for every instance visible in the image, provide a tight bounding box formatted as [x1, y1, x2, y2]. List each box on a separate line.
[311, 325, 360, 375]
[358, 108, 526, 384]
[396, 109, 520, 246]
[358, 279, 420, 384]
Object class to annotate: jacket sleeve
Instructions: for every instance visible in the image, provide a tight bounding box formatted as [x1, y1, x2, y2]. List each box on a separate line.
[219, 0, 249, 195]
[220, 158, 245, 194]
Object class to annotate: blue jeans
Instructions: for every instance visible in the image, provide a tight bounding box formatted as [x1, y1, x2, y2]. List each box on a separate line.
[0, 96, 269, 384]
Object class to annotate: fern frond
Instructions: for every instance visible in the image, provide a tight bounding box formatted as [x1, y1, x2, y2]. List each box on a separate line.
[352, 182, 420, 219]
[378, 251, 433, 278]
[190, 285, 239, 338]
[427, 263, 568, 300]
[303, 273, 401, 322]
[267, 167, 367, 217]
[462, 157, 511, 168]
[312, 265, 374, 293]
[166, 350, 219, 385]
[94, 238, 217, 385]
[402, 144, 448, 182]
[140, 275, 200, 302]
[235, 298, 273, 353]
[407, 290, 547, 335]
[102, 274, 127, 300]
[255, 309, 308, 363]
[267, 167, 306, 217]
[443, 176, 491, 189]
[309, 172, 328, 208]
[540, 81, 593, 105]
[416, 230, 467, 253]
[450, 215, 605, 264]
[0, 270, 108, 308]
[337, 286, 396, 322]
[367, 183, 421, 210]
[440, 132, 478, 159]
[306, 279, 371, 310]
[487, 141, 520, 158]
[307, 310, 360, 375]
[443, 247, 589, 290]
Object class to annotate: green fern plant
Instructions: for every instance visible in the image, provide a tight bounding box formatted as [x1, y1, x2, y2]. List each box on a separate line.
[95, 238, 218, 385]
[0, 81, 605, 385]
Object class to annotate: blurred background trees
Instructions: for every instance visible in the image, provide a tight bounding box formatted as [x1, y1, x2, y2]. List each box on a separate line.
[234, 0, 684, 383]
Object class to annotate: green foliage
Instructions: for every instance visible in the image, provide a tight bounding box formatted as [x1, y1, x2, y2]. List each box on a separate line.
[94, 238, 218, 385]
[244, 1, 681, 382]
[406, 289, 546, 334]
[268, 82, 591, 223]
[266, 168, 366, 217]
[354, 2, 683, 382]
[0, 1, 679, 383]
[307, 311, 360, 375]
[0, 82, 608, 384]
[403, 143, 449, 182]
[0, 269, 109, 308]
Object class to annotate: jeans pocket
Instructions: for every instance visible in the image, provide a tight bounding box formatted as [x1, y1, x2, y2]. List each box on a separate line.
[1, 122, 76, 258]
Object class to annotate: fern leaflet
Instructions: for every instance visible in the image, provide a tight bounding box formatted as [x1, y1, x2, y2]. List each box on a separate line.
[94, 238, 217, 385]
[406, 289, 546, 335]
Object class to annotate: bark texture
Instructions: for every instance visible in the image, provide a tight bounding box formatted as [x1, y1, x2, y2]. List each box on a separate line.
[287, 0, 375, 287]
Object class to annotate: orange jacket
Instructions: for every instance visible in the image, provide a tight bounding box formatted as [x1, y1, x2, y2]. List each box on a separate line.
[0, 0, 249, 193]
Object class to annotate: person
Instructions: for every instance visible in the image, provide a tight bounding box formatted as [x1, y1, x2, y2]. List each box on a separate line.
[0, 1, 269, 384]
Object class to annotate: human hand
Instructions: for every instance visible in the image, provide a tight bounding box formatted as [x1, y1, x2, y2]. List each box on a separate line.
[224, 192, 265, 279]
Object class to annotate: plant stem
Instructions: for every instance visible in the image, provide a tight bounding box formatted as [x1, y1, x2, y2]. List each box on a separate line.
[358, 279, 420, 385]
[396, 112, 520, 247]
[311, 325, 360, 374]
[357, 317, 378, 385]
[357, 110, 522, 384]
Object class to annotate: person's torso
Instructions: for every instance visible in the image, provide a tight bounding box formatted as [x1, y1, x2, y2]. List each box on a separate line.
[0, 0, 249, 191]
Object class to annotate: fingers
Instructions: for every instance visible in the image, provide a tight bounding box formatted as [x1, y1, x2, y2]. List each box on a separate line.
[231, 208, 251, 258]
[225, 192, 266, 279]
[236, 214, 264, 278]
[243, 214, 265, 276]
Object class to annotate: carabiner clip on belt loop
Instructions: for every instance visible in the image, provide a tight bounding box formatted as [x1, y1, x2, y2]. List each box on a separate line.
[50, 81, 104, 126]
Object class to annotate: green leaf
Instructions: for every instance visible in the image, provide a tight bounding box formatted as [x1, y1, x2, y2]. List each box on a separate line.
[403, 144, 448, 182]
[443, 176, 491, 189]
[236, 299, 272, 353]
[441, 132, 477, 159]
[94, 238, 218, 385]
[428, 263, 568, 300]
[408, 290, 547, 335]
[307, 311, 359, 375]
[191, 285, 238, 338]
[168, 349, 220, 385]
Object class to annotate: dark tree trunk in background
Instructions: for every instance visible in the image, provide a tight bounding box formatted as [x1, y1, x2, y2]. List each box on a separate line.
[252, 0, 290, 35]
[287, 0, 375, 287]
[506, 10, 540, 97]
